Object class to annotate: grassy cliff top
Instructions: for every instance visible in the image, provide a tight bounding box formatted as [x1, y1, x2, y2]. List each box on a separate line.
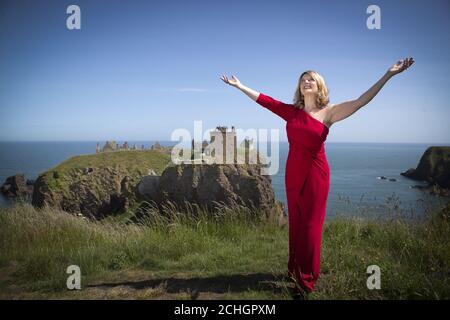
[44, 150, 172, 176]
[33, 150, 172, 196]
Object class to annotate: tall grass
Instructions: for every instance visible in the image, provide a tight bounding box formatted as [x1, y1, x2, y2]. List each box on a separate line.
[0, 198, 449, 299]
[0, 201, 287, 295]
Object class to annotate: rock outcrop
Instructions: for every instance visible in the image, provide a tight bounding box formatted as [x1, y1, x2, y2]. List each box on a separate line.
[30, 150, 284, 220]
[401, 146, 450, 195]
[32, 166, 138, 218]
[1, 174, 34, 198]
[32, 151, 171, 219]
[137, 163, 284, 217]
[136, 170, 160, 202]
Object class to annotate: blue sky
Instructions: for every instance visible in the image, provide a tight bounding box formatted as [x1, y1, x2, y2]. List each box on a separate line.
[0, 0, 449, 143]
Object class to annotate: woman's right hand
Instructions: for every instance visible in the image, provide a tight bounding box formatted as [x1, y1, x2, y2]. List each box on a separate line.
[220, 74, 241, 88]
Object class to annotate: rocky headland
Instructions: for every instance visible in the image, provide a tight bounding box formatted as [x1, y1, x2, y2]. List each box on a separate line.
[401, 146, 450, 197]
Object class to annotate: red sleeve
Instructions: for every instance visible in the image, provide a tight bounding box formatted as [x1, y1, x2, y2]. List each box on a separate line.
[256, 93, 297, 121]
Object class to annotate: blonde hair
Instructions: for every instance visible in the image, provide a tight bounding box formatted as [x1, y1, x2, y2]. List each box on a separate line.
[293, 70, 329, 109]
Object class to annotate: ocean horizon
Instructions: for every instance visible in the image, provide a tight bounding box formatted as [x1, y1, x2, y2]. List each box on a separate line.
[0, 141, 448, 219]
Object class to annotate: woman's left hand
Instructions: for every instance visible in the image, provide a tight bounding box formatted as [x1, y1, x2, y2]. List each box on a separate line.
[388, 57, 415, 75]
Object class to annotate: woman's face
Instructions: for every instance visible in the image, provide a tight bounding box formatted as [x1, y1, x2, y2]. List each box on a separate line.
[300, 73, 318, 96]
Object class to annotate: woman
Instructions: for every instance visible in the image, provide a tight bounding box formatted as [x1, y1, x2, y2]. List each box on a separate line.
[220, 57, 414, 298]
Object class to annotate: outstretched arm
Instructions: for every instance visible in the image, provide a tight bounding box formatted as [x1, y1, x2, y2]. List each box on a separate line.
[327, 57, 415, 124]
[220, 74, 296, 121]
[220, 74, 259, 100]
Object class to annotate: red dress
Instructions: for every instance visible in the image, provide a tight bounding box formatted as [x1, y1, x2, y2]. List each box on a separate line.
[256, 92, 330, 292]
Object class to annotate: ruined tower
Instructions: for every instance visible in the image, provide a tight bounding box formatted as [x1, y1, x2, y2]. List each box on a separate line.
[208, 126, 237, 164]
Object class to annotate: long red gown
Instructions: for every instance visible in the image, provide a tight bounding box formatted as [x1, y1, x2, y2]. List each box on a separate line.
[256, 92, 330, 292]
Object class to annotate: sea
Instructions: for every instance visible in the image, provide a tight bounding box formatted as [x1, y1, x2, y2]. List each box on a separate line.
[0, 141, 448, 219]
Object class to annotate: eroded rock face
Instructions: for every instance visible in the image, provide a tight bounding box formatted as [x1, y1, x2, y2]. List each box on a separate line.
[1, 174, 33, 198]
[401, 146, 450, 189]
[32, 166, 143, 219]
[155, 163, 279, 213]
[136, 170, 160, 202]
[31, 158, 284, 220]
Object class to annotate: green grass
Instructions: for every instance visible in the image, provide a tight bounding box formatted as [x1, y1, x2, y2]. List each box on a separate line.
[48, 150, 171, 174]
[39, 150, 171, 195]
[0, 200, 449, 300]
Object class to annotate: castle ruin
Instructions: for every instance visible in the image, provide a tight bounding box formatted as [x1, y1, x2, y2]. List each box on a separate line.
[188, 126, 261, 165]
[96, 125, 261, 165]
